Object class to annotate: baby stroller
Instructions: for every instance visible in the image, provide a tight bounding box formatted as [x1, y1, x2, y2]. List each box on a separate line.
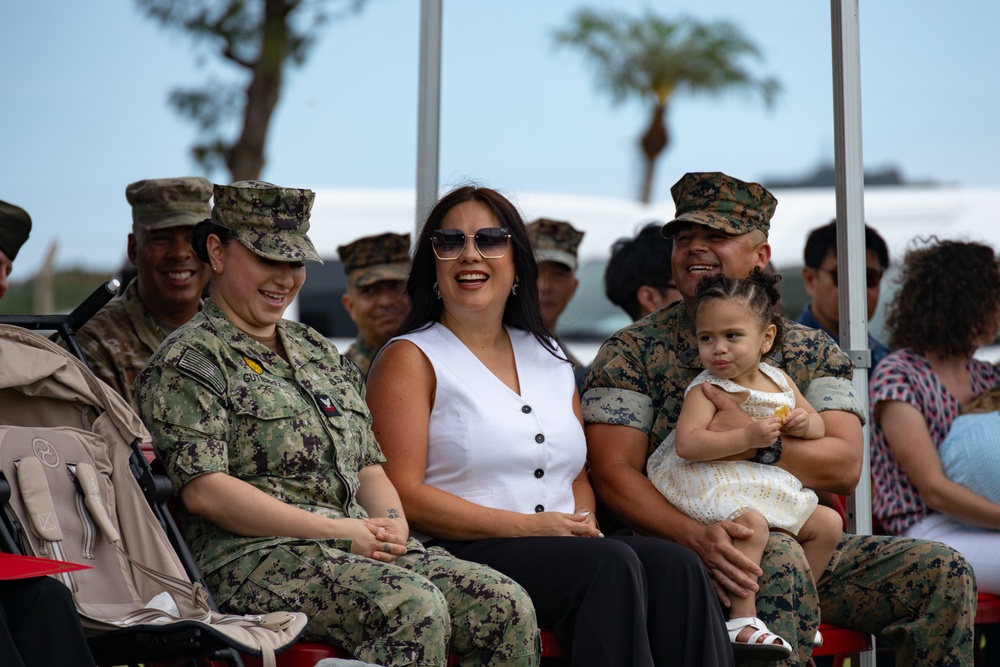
[0, 283, 307, 667]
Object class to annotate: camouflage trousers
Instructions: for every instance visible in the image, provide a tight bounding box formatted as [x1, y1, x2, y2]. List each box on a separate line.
[209, 541, 540, 667]
[749, 532, 974, 667]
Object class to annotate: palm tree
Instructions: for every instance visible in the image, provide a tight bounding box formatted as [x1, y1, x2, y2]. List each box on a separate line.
[554, 8, 780, 203]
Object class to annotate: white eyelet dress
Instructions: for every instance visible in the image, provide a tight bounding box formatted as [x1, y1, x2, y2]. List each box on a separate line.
[646, 363, 818, 535]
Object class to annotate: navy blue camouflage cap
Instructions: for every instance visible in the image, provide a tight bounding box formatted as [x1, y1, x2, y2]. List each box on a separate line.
[661, 172, 777, 239]
[527, 218, 585, 271]
[337, 232, 411, 288]
[126, 177, 213, 230]
[212, 180, 322, 264]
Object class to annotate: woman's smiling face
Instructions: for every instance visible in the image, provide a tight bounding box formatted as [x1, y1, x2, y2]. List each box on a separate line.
[209, 237, 306, 337]
[435, 200, 515, 320]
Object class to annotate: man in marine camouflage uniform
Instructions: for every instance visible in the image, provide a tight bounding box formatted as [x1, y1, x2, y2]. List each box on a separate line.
[336, 232, 411, 377]
[137, 181, 538, 667]
[526, 218, 587, 389]
[73, 177, 212, 411]
[583, 171, 975, 666]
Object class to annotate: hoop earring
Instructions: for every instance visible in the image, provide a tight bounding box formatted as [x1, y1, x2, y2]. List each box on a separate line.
[433, 282, 441, 300]
[511, 276, 520, 296]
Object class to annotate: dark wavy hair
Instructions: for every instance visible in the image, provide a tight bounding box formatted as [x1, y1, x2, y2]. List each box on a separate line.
[885, 238, 1000, 358]
[692, 267, 785, 350]
[803, 219, 890, 270]
[604, 222, 674, 320]
[397, 185, 558, 355]
[191, 219, 236, 264]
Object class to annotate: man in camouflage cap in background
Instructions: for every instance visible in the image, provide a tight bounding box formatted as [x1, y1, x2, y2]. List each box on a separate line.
[0, 200, 32, 301]
[71, 177, 213, 411]
[583, 171, 976, 665]
[526, 218, 587, 389]
[336, 232, 411, 377]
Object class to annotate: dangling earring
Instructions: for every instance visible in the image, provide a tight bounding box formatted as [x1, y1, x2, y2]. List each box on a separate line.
[433, 282, 441, 300]
[511, 276, 520, 296]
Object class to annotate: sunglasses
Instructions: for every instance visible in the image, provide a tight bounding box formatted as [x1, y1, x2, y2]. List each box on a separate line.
[430, 227, 511, 260]
[817, 266, 884, 289]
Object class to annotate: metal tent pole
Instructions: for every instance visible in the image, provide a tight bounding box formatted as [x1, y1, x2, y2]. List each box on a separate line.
[416, 0, 443, 236]
[831, 0, 875, 662]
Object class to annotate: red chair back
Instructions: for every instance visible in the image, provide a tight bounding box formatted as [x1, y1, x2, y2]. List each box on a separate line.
[239, 628, 567, 666]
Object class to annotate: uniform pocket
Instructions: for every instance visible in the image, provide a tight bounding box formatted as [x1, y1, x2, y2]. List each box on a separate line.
[229, 378, 309, 476]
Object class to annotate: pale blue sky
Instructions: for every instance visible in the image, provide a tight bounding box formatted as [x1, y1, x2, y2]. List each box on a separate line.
[3, 1, 998, 276]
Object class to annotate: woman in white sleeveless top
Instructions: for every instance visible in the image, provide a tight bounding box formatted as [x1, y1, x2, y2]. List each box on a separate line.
[367, 186, 734, 667]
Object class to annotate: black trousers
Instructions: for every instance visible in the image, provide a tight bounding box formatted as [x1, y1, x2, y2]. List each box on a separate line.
[0, 577, 96, 667]
[431, 535, 734, 667]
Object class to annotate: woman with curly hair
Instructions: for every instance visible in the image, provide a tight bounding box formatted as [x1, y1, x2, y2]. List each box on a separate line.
[870, 238, 1000, 592]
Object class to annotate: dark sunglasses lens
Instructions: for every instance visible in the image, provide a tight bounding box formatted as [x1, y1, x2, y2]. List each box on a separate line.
[431, 230, 466, 258]
[474, 228, 510, 257]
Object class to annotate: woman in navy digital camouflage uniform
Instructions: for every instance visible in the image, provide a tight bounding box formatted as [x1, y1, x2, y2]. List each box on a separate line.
[136, 181, 539, 667]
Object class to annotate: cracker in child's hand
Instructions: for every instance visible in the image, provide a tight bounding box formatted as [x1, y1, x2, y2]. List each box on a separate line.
[774, 405, 791, 419]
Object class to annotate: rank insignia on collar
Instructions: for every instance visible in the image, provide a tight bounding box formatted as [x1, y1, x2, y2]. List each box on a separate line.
[315, 394, 339, 417]
[244, 356, 263, 374]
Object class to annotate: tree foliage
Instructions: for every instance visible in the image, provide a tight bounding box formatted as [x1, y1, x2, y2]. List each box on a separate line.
[554, 8, 781, 203]
[136, 0, 368, 180]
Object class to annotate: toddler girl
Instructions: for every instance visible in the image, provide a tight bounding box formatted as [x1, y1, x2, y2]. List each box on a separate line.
[646, 269, 843, 661]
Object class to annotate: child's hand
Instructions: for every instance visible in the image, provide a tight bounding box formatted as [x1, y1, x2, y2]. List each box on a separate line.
[780, 408, 812, 437]
[747, 417, 782, 449]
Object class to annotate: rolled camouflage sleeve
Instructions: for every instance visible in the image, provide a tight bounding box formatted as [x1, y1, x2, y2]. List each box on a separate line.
[581, 336, 655, 434]
[804, 376, 867, 425]
[781, 322, 866, 425]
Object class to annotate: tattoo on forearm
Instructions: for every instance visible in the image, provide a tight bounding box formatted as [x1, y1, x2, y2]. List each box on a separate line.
[387, 508, 400, 519]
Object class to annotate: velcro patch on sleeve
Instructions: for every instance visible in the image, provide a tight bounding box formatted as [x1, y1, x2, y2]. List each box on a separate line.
[176, 348, 227, 396]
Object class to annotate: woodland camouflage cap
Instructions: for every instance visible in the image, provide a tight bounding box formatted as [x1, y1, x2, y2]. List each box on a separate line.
[337, 232, 411, 288]
[0, 200, 32, 261]
[661, 172, 777, 239]
[125, 177, 213, 230]
[212, 180, 322, 263]
[527, 218, 585, 271]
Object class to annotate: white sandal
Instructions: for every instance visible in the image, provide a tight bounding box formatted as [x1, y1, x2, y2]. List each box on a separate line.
[726, 616, 793, 661]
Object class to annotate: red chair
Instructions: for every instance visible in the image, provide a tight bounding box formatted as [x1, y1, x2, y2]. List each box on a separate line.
[975, 593, 1000, 665]
[810, 622, 873, 666]
[804, 494, 876, 665]
[240, 642, 346, 667]
[239, 627, 567, 666]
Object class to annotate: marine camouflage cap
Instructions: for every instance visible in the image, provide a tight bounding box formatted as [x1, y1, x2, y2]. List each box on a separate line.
[212, 180, 322, 263]
[661, 172, 777, 239]
[337, 232, 411, 288]
[125, 177, 213, 230]
[0, 200, 32, 261]
[527, 218, 585, 271]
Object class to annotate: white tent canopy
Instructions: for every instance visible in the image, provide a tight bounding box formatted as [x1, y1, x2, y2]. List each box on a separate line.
[307, 184, 1000, 269]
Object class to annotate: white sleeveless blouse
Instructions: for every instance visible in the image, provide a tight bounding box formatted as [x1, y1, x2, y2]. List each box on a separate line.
[392, 323, 584, 536]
